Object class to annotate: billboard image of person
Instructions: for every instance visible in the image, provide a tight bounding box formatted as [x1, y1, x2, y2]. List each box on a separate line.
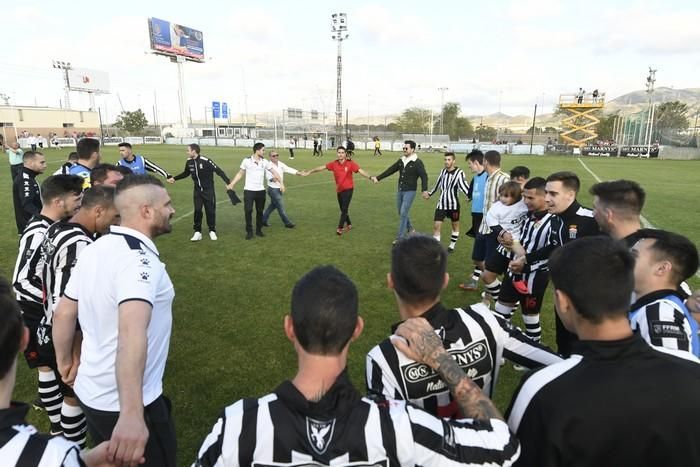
[148, 17, 204, 61]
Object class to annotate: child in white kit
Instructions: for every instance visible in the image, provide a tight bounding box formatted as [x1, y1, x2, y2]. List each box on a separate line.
[486, 181, 528, 257]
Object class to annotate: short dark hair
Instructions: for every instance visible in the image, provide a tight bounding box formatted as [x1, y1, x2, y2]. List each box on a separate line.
[116, 174, 164, 194]
[589, 180, 646, 217]
[253, 142, 265, 152]
[510, 166, 530, 180]
[291, 266, 358, 355]
[498, 181, 522, 199]
[22, 150, 43, 162]
[68, 152, 79, 162]
[117, 142, 132, 149]
[113, 165, 133, 176]
[80, 185, 116, 209]
[404, 140, 416, 150]
[484, 150, 501, 167]
[336, 146, 347, 152]
[549, 236, 633, 323]
[40, 175, 83, 204]
[188, 143, 201, 154]
[391, 235, 447, 303]
[0, 275, 24, 380]
[90, 163, 122, 185]
[444, 152, 456, 159]
[523, 176, 546, 191]
[635, 229, 699, 286]
[547, 171, 580, 193]
[76, 138, 100, 160]
[466, 149, 484, 164]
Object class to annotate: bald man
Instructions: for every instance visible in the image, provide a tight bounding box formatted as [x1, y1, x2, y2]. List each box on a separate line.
[53, 174, 177, 467]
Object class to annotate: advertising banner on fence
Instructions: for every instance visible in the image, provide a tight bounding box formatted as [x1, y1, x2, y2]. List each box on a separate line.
[148, 17, 204, 61]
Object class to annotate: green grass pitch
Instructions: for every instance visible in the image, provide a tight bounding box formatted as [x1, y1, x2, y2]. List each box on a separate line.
[1, 145, 698, 465]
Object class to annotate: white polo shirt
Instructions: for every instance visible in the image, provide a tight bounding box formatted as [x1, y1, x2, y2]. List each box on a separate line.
[267, 160, 297, 189]
[240, 156, 273, 191]
[65, 225, 174, 412]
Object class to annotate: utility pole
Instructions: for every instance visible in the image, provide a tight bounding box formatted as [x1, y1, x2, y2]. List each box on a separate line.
[644, 67, 657, 156]
[529, 104, 538, 154]
[331, 13, 349, 145]
[438, 87, 448, 135]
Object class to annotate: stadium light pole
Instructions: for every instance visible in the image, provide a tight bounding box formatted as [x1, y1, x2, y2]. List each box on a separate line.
[438, 87, 448, 135]
[644, 67, 657, 155]
[331, 13, 349, 145]
[52, 60, 72, 110]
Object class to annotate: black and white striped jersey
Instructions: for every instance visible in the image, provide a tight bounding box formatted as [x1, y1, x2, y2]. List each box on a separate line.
[496, 210, 553, 267]
[0, 403, 83, 466]
[629, 289, 698, 357]
[366, 303, 562, 419]
[193, 371, 520, 467]
[12, 215, 54, 303]
[40, 221, 93, 324]
[427, 167, 470, 210]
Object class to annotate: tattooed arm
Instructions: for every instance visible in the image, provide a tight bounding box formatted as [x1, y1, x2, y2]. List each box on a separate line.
[392, 317, 504, 422]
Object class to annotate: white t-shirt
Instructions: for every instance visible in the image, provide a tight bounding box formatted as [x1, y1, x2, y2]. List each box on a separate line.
[240, 156, 274, 191]
[66, 225, 174, 411]
[485, 199, 528, 241]
[266, 160, 297, 189]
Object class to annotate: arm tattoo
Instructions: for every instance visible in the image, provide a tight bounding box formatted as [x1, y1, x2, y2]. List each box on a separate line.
[434, 353, 504, 422]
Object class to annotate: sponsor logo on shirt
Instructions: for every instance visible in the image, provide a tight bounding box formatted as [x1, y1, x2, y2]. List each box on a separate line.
[650, 320, 687, 340]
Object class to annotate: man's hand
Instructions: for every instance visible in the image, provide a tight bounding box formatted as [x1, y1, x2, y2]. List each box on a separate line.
[687, 289, 700, 315]
[370, 176, 379, 184]
[82, 441, 123, 466]
[166, 176, 175, 184]
[391, 318, 446, 370]
[108, 413, 149, 467]
[280, 184, 286, 193]
[499, 231, 514, 247]
[509, 256, 526, 273]
[422, 192, 430, 200]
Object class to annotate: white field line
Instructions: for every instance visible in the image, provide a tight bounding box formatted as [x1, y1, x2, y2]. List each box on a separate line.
[577, 157, 700, 279]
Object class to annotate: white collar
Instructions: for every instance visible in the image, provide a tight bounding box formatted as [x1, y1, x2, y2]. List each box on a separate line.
[402, 153, 418, 164]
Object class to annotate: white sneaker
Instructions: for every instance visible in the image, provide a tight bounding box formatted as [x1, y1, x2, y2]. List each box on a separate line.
[190, 232, 202, 241]
[209, 231, 218, 241]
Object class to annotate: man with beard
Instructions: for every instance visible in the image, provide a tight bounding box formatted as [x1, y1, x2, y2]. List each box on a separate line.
[53, 175, 177, 467]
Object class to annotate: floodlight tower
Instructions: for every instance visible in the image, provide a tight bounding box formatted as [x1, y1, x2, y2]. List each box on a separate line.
[438, 87, 448, 134]
[52, 60, 72, 109]
[331, 13, 349, 142]
[644, 67, 657, 155]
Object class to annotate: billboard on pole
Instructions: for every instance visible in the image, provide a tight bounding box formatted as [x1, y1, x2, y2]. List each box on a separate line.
[67, 68, 110, 93]
[148, 17, 205, 62]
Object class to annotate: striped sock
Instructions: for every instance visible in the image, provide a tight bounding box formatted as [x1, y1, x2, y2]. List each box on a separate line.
[494, 302, 514, 321]
[38, 370, 63, 431]
[523, 314, 542, 342]
[433, 234, 441, 242]
[484, 279, 501, 302]
[448, 231, 459, 250]
[61, 403, 87, 449]
[471, 268, 482, 283]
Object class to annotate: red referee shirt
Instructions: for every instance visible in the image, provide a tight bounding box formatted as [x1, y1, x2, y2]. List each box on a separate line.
[326, 159, 360, 193]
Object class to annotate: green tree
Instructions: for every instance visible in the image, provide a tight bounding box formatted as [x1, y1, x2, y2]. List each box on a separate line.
[595, 113, 618, 140]
[653, 101, 689, 139]
[475, 124, 497, 141]
[114, 109, 149, 134]
[394, 107, 431, 134]
[433, 102, 474, 139]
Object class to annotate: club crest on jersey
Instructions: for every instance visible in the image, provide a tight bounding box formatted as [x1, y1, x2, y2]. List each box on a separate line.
[306, 417, 335, 455]
[199, 163, 204, 169]
[568, 225, 578, 239]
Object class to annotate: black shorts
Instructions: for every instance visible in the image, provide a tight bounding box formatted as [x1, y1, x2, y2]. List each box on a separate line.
[37, 320, 76, 397]
[499, 269, 550, 314]
[484, 251, 511, 275]
[472, 232, 498, 262]
[18, 300, 44, 369]
[434, 208, 460, 222]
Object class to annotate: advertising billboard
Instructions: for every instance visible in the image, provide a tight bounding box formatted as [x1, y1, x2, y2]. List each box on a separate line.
[67, 68, 110, 93]
[148, 17, 204, 62]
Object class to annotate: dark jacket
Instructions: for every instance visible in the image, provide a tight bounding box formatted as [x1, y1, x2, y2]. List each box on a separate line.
[13, 166, 42, 233]
[174, 155, 230, 192]
[376, 157, 428, 192]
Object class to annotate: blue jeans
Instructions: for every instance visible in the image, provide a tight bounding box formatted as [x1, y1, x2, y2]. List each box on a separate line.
[263, 187, 292, 226]
[396, 190, 417, 239]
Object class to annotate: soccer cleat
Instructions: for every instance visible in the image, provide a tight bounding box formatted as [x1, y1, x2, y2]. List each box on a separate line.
[209, 231, 218, 241]
[285, 223, 295, 228]
[245, 232, 253, 240]
[447, 246, 455, 253]
[190, 232, 202, 242]
[31, 397, 45, 412]
[336, 228, 343, 236]
[262, 221, 270, 227]
[256, 231, 265, 237]
[513, 280, 529, 294]
[344, 224, 352, 232]
[458, 280, 479, 291]
[513, 364, 527, 372]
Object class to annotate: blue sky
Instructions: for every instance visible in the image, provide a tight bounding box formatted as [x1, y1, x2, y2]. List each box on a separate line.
[4, 0, 699, 123]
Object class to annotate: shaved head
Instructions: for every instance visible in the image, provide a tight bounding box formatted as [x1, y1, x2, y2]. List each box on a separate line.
[115, 174, 174, 238]
[115, 184, 164, 220]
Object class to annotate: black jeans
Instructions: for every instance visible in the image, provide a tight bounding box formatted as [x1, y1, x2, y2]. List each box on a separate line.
[337, 188, 353, 229]
[80, 395, 176, 467]
[193, 189, 216, 232]
[244, 189, 266, 233]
